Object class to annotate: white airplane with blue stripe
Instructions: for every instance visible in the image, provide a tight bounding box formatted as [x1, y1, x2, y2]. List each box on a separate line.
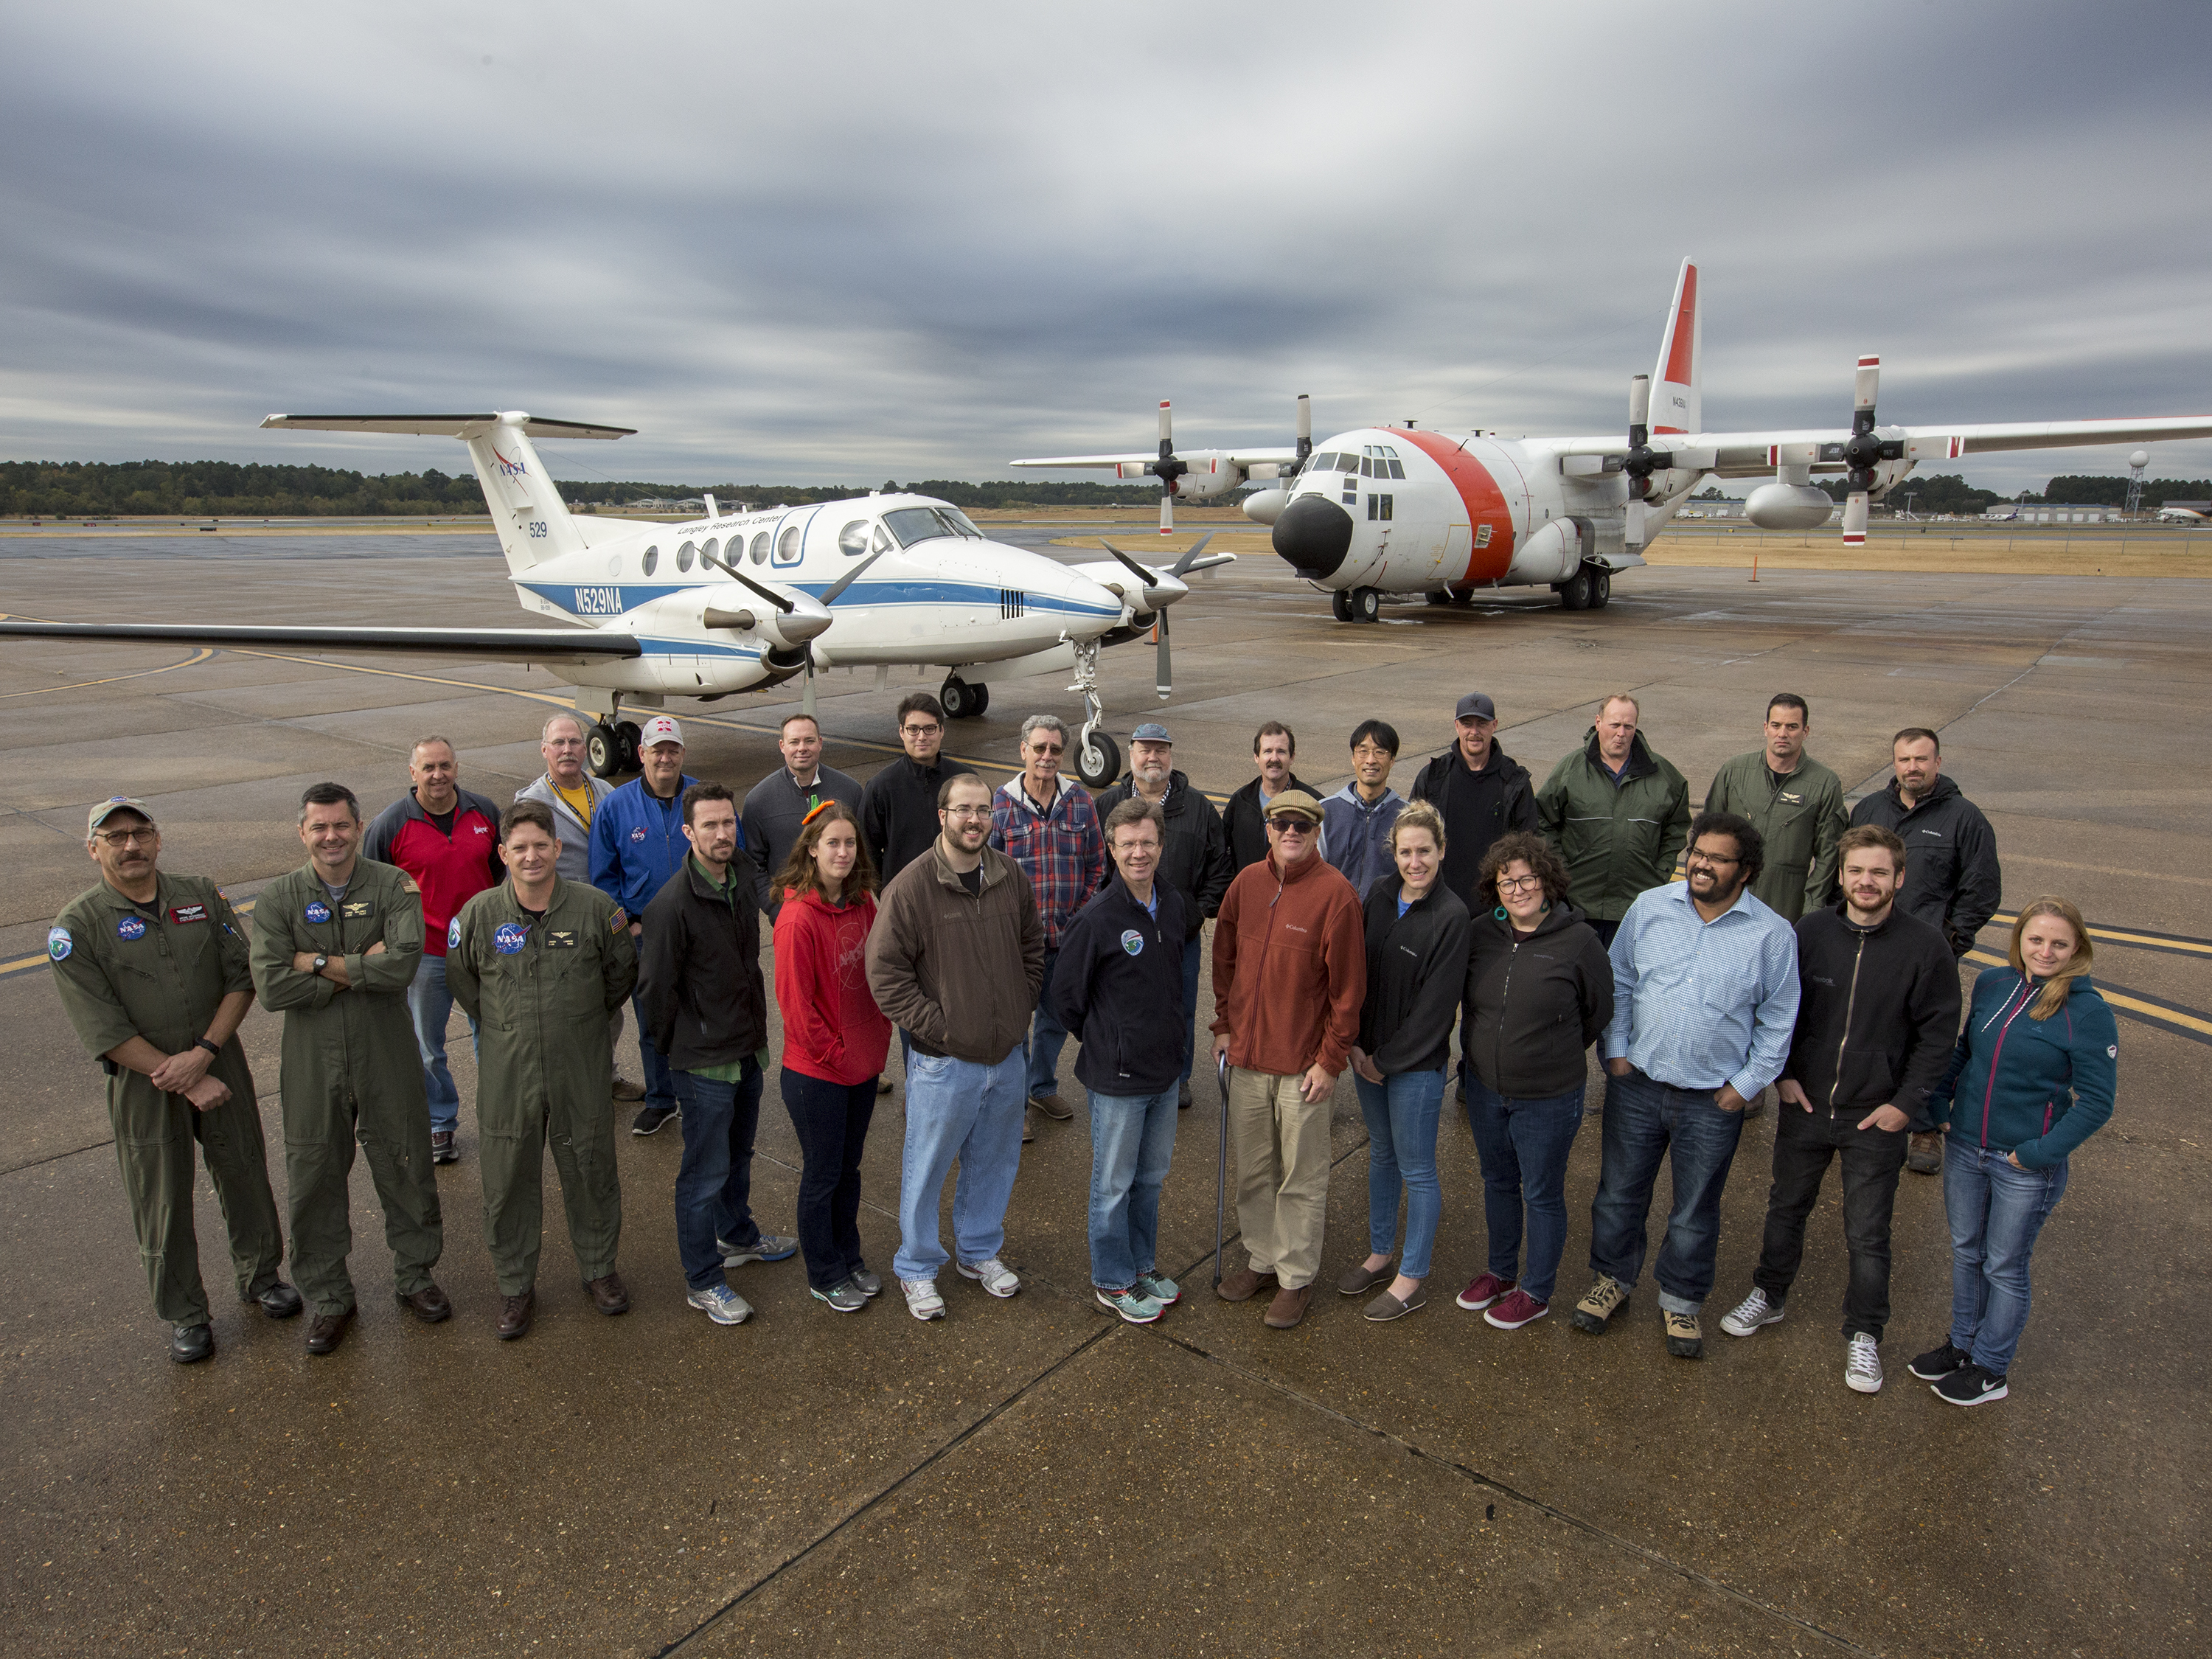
[0, 411, 1230, 785]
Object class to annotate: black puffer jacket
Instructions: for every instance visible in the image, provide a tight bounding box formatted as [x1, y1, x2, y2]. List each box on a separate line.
[1355, 878, 1472, 1075]
[1461, 900, 1614, 1098]
[1782, 901, 1963, 1124]
[1093, 770, 1234, 942]
[1846, 773, 2002, 956]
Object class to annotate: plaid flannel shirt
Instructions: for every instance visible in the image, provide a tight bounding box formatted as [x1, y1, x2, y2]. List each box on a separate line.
[989, 776, 1106, 950]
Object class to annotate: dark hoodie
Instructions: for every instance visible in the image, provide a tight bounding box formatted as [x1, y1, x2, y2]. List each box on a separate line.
[1462, 899, 1614, 1099]
[1846, 773, 2002, 955]
[1411, 743, 1538, 908]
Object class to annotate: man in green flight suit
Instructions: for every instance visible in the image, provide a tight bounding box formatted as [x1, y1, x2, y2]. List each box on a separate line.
[250, 782, 448, 1355]
[1703, 692, 1849, 924]
[50, 796, 298, 1363]
[447, 799, 639, 1341]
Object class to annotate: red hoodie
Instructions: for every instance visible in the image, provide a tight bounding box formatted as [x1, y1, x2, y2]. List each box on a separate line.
[773, 886, 893, 1085]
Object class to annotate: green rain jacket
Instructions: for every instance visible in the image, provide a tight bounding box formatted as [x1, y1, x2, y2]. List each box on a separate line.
[1702, 750, 1849, 923]
[249, 860, 429, 1115]
[1535, 729, 1693, 922]
[445, 877, 637, 1119]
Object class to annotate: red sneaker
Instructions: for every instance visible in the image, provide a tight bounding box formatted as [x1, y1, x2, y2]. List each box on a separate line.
[1484, 1288, 1550, 1330]
[1455, 1271, 1515, 1311]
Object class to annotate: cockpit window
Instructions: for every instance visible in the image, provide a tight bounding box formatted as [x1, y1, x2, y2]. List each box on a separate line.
[883, 505, 985, 546]
[1337, 453, 1360, 473]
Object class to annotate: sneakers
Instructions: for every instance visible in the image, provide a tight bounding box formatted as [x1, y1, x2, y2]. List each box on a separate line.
[630, 1103, 679, 1135]
[1663, 1310, 1704, 1359]
[430, 1130, 459, 1164]
[811, 1280, 869, 1313]
[686, 1284, 752, 1325]
[957, 1256, 1021, 1298]
[1028, 1092, 1074, 1121]
[1455, 1271, 1514, 1312]
[1178, 1081, 1193, 1110]
[1719, 1287, 1784, 1338]
[1096, 1285, 1164, 1324]
[1483, 1289, 1549, 1330]
[611, 1074, 647, 1101]
[1846, 1332, 1884, 1394]
[1933, 1363, 2008, 1406]
[1907, 1338, 1972, 1382]
[1134, 1271, 1180, 1307]
[1570, 1275, 1630, 1335]
[1906, 1130, 1944, 1175]
[720, 1234, 799, 1267]
[849, 1266, 883, 1298]
[900, 1277, 946, 1321]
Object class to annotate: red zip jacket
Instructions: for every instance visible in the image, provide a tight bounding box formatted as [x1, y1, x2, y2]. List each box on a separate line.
[773, 886, 893, 1085]
[1211, 849, 1366, 1077]
[361, 787, 503, 959]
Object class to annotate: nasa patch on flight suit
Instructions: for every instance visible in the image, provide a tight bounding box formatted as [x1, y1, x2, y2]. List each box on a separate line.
[116, 916, 146, 941]
[305, 900, 332, 924]
[493, 922, 529, 956]
[448, 917, 463, 950]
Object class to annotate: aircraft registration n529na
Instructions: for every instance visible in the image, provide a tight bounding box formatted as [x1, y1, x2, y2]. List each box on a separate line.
[0, 414, 1232, 785]
[1015, 257, 2212, 623]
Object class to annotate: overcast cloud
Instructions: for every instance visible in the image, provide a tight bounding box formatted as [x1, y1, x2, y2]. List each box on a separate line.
[4, 0, 2209, 494]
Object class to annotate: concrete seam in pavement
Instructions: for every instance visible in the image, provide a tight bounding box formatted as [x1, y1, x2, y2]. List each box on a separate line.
[1152, 1329, 1882, 1656]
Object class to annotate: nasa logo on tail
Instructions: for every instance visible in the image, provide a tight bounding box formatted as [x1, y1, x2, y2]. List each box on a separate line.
[492, 445, 529, 478]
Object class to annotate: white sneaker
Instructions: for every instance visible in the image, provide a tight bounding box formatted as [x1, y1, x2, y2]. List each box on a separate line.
[1719, 1287, 1784, 1338]
[957, 1256, 1021, 1298]
[900, 1277, 945, 1321]
[686, 1284, 752, 1326]
[1846, 1331, 1884, 1394]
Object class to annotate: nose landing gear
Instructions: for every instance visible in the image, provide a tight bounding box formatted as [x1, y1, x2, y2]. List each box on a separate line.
[1068, 640, 1121, 788]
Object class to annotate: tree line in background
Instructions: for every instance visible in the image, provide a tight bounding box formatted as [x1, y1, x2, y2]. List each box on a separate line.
[7, 458, 2209, 519]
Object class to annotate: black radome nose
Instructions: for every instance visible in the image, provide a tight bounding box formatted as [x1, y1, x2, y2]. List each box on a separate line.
[1272, 494, 1354, 579]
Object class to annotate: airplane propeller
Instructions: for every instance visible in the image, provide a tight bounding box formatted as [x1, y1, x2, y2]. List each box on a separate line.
[1839, 355, 1905, 546]
[1148, 401, 1188, 535]
[1096, 533, 1211, 700]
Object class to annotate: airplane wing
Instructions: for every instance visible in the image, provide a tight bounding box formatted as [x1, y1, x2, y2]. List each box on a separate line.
[1547, 415, 2212, 478]
[0, 619, 642, 658]
[262, 414, 634, 439]
[1009, 447, 1302, 470]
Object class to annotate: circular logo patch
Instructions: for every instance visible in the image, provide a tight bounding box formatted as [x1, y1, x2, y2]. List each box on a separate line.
[116, 916, 146, 941]
[493, 922, 529, 956]
[1120, 928, 1144, 956]
[305, 900, 332, 924]
[47, 926, 72, 961]
[629, 826, 647, 843]
[447, 917, 463, 950]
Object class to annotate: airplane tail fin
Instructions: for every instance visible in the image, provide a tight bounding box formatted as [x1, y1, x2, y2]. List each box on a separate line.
[259, 412, 634, 574]
[1649, 260, 1701, 436]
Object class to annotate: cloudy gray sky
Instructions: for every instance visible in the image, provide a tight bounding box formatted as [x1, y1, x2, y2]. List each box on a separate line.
[4, 1, 2209, 494]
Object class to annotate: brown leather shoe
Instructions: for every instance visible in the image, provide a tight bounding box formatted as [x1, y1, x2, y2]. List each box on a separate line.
[586, 1272, 630, 1315]
[1263, 1285, 1315, 1329]
[397, 1283, 452, 1324]
[495, 1290, 535, 1340]
[611, 1075, 647, 1101]
[1216, 1265, 1279, 1303]
[305, 1308, 355, 1354]
[1907, 1130, 1944, 1175]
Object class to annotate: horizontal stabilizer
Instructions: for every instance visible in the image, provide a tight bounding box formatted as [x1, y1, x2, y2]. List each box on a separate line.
[0, 620, 641, 659]
[261, 414, 634, 440]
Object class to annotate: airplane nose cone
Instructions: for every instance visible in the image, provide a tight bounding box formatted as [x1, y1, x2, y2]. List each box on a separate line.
[1272, 495, 1354, 579]
[779, 596, 833, 645]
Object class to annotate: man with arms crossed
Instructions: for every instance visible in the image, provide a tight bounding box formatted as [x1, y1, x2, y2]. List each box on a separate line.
[1573, 810, 1799, 1360]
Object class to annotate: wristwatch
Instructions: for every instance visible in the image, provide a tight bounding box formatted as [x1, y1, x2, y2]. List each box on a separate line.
[312, 955, 330, 976]
[194, 1037, 222, 1057]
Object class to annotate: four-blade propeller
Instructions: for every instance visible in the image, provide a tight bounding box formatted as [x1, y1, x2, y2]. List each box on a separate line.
[1096, 533, 1211, 700]
[1839, 355, 1906, 546]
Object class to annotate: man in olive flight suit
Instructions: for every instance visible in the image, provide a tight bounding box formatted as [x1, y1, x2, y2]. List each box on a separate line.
[50, 796, 298, 1363]
[447, 799, 639, 1341]
[250, 782, 448, 1355]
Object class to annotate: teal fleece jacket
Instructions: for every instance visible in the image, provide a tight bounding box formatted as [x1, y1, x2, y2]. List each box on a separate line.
[1926, 967, 2118, 1170]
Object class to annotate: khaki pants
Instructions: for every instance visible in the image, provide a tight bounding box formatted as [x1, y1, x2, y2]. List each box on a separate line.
[1228, 1068, 1332, 1290]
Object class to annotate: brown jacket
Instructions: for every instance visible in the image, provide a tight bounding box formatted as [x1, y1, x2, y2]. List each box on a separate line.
[1211, 849, 1366, 1077]
[866, 839, 1046, 1065]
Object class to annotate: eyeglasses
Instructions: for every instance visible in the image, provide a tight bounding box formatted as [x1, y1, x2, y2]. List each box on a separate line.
[1495, 874, 1543, 893]
[1686, 850, 1742, 868]
[944, 805, 992, 820]
[1028, 743, 1064, 757]
[900, 723, 942, 737]
[1267, 816, 1314, 834]
[95, 827, 156, 846]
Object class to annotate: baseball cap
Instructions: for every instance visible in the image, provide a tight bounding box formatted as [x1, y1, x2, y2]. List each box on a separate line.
[88, 796, 153, 836]
[1131, 722, 1172, 744]
[639, 715, 684, 748]
[1264, 789, 1323, 824]
[1455, 692, 1498, 722]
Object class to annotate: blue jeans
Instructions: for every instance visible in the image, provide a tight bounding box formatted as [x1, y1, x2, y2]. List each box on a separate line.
[669, 1064, 764, 1291]
[1944, 1137, 2070, 1377]
[406, 953, 479, 1135]
[895, 1048, 1026, 1282]
[1587, 1068, 1747, 1315]
[630, 987, 676, 1113]
[1354, 1068, 1445, 1279]
[1465, 1077, 1585, 1304]
[1087, 1086, 1179, 1288]
[1026, 948, 1070, 1102]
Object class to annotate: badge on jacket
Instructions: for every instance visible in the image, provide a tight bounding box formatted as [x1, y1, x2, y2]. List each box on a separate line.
[546, 930, 577, 949]
[305, 900, 332, 924]
[341, 900, 374, 919]
[116, 916, 146, 941]
[47, 926, 72, 961]
[1121, 929, 1144, 956]
[448, 917, 463, 950]
[169, 904, 208, 925]
[494, 922, 529, 955]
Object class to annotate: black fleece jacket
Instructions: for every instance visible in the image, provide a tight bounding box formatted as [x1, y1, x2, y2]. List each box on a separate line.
[1223, 772, 1318, 873]
[1846, 773, 2002, 956]
[638, 857, 768, 1071]
[1461, 900, 1615, 1098]
[1093, 770, 1234, 941]
[861, 754, 978, 884]
[1048, 877, 1189, 1094]
[1781, 901, 1963, 1124]
[1355, 878, 1473, 1075]
[1411, 745, 1538, 908]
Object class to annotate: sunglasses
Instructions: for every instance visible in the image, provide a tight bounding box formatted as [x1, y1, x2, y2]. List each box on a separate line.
[1267, 815, 1315, 834]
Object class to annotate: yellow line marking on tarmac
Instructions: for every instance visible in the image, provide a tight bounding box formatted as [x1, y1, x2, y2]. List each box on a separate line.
[0, 639, 217, 698]
[1962, 950, 2212, 1038]
[1988, 913, 2212, 957]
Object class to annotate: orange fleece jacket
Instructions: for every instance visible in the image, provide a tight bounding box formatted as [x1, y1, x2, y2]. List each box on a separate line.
[1210, 849, 1366, 1077]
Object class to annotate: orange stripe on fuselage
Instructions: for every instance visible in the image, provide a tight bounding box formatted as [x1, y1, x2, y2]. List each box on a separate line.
[1397, 430, 1515, 582]
[1662, 263, 1698, 388]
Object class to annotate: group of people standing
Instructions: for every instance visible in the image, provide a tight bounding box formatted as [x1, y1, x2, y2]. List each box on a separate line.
[52, 685, 2110, 1408]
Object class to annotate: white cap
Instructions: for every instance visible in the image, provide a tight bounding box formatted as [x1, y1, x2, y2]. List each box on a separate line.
[639, 714, 684, 749]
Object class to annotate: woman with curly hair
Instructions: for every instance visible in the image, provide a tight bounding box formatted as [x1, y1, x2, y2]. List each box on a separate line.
[1455, 829, 1614, 1331]
[1908, 897, 2116, 1405]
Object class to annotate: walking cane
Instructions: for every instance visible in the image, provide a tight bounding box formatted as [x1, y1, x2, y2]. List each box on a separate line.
[1213, 1050, 1231, 1288]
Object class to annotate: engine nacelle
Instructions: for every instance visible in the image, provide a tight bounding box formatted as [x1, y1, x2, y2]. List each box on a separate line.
[1744, 483, 1837, 531]
[1120, 453, 1242, 501]
[1242, 488, 1287, 525]
[1506, 517, 1582, 584]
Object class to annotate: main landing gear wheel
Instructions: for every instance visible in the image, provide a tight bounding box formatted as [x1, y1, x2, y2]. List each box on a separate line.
[1586, 565, 1612, 610]
[1425, 591, 1453, 607]
[1074, 726, 1121, 790]
[1554, 567, 1593, 611]
[1330, 589, 1354, 622]
[1350, 586, 1382, 624]
[616, 720, 643, 771]
[586, 720, 623, 779]
[940, 675, 989, 719]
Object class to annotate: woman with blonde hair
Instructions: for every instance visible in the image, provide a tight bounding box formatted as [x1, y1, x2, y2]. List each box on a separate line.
[1909, 897, 2116, 1405]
